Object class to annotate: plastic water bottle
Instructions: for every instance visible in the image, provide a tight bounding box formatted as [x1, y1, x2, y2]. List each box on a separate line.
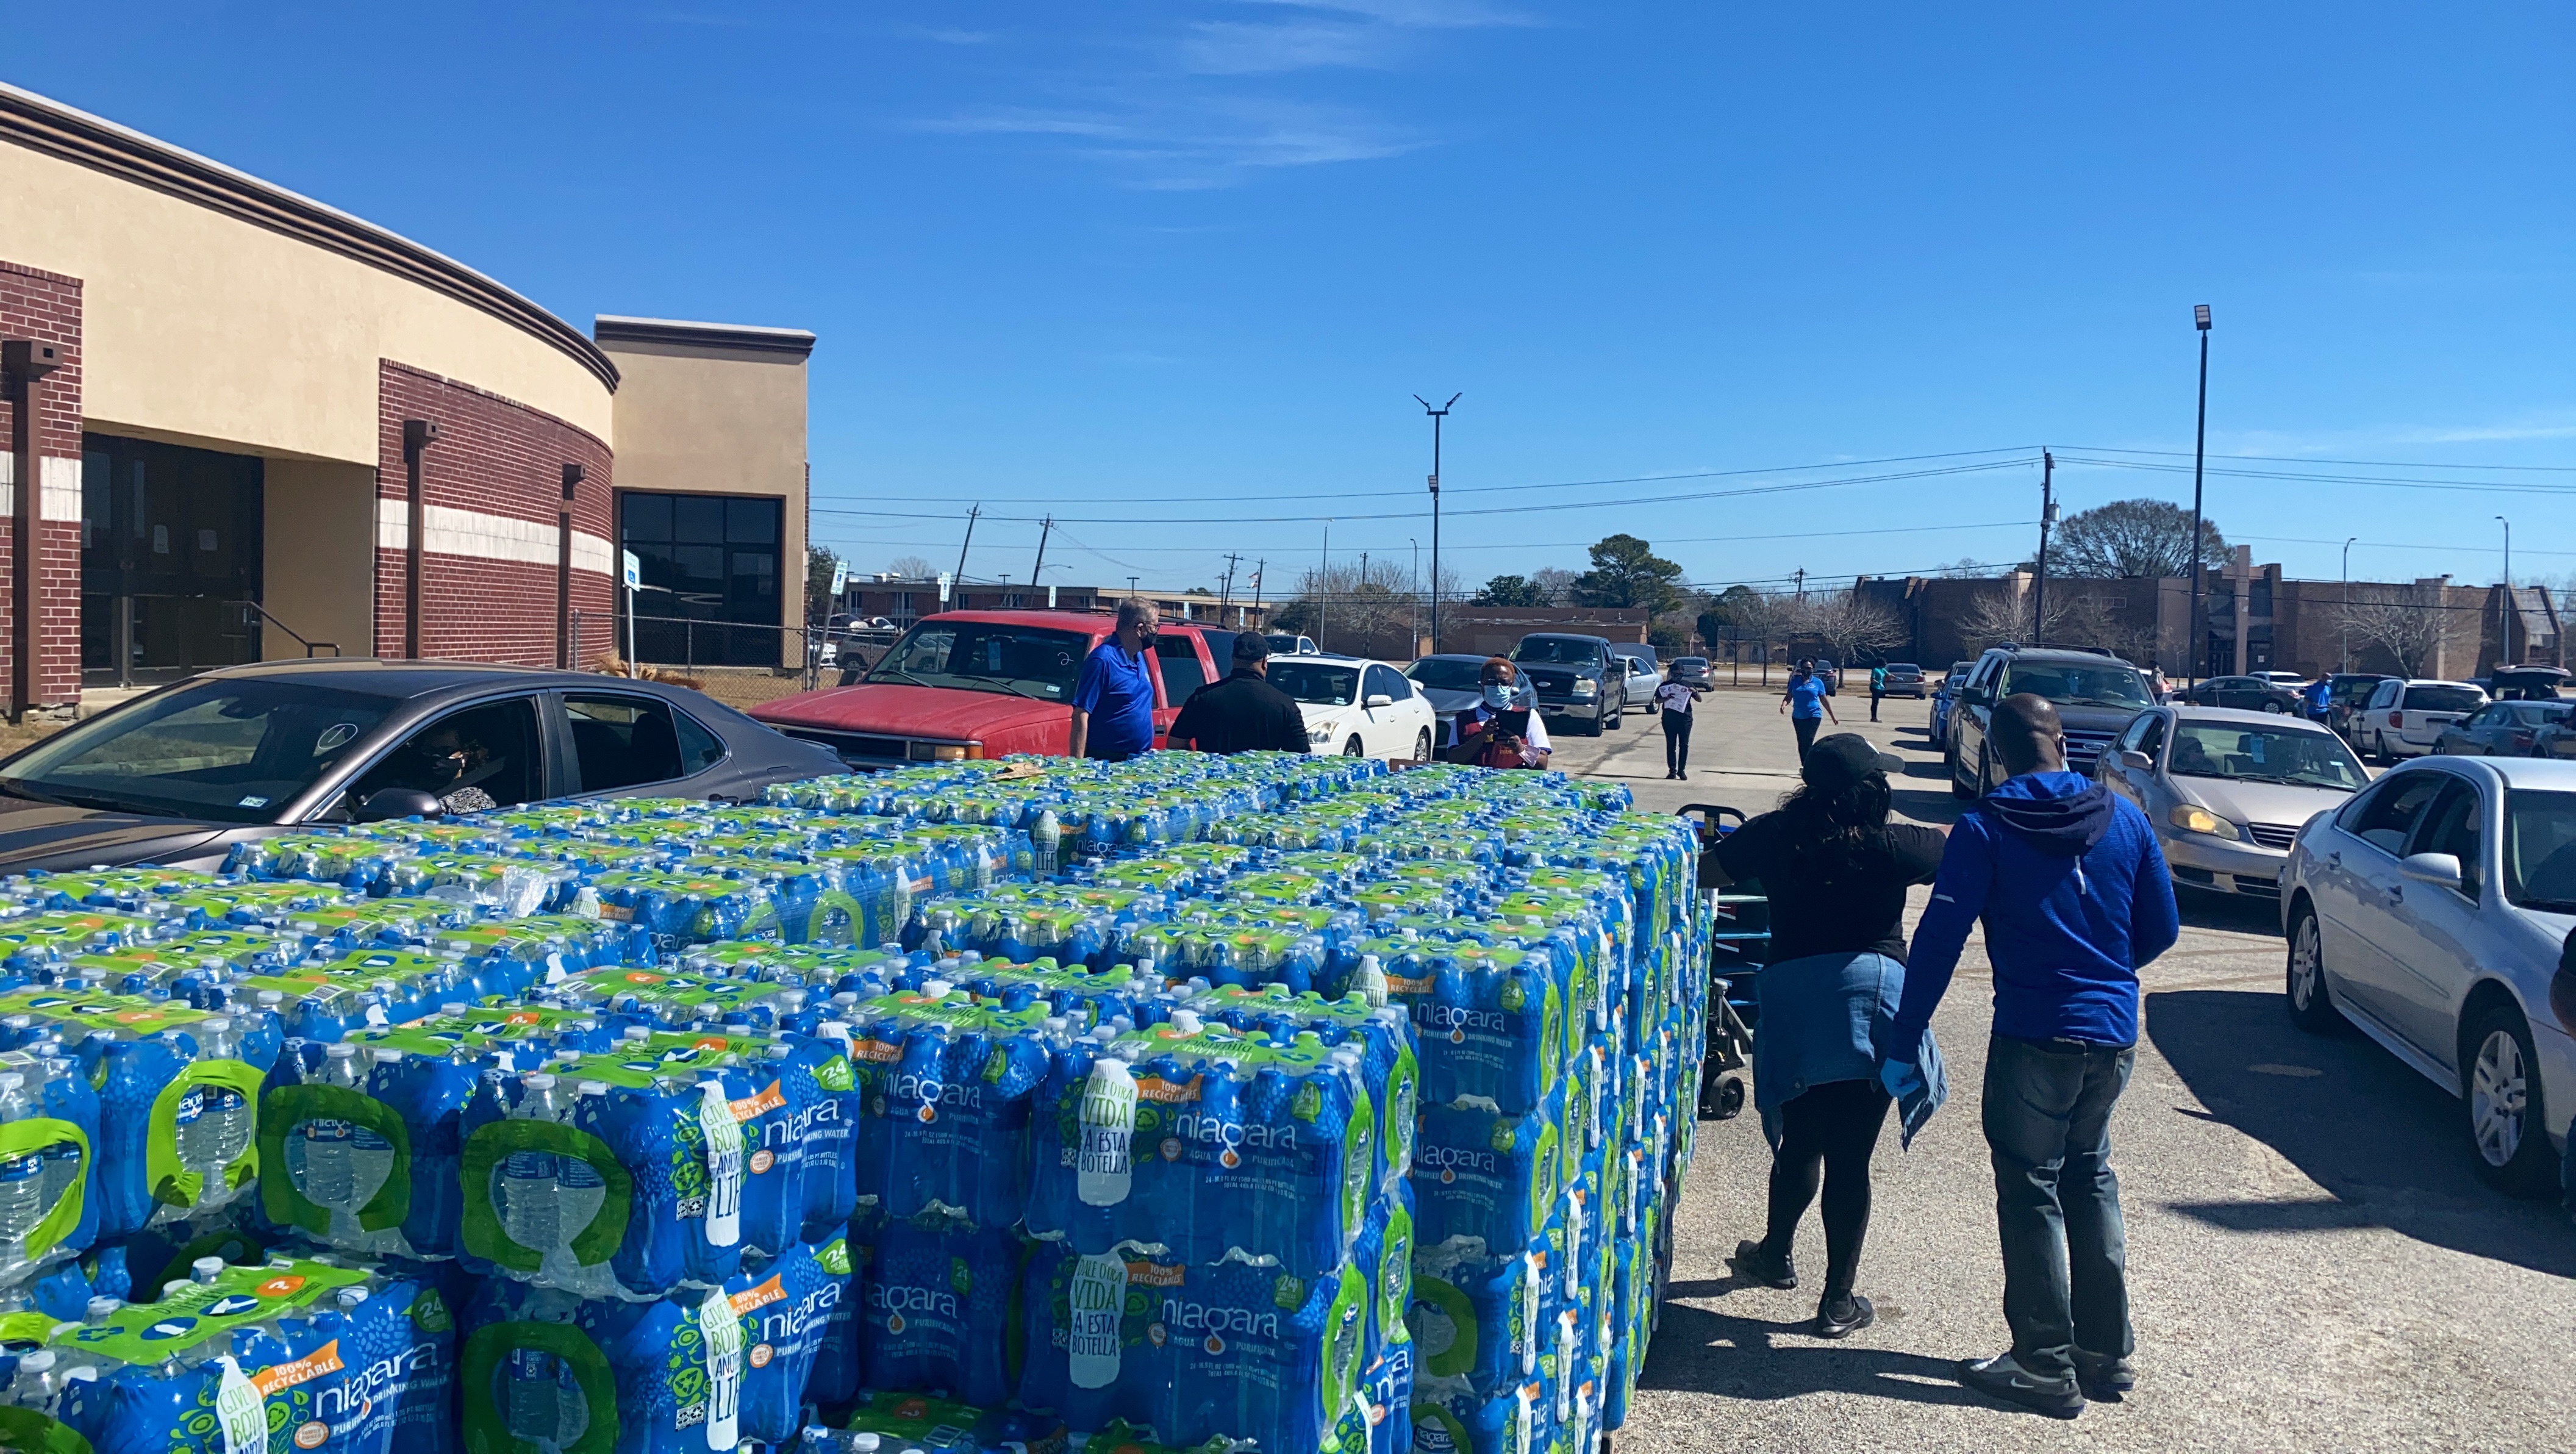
[348, 1050, 402, 1216]
[182, 1018, 252, 1186]
[1075, 1051, 1138, 1208]
[697, 1077, 744, 1250]
[1032, 809, 1062, 879]
[191, 1255, 225, 1284]
[296, 1044, 361, 1213]
[505, 1345, 564, 1449]
[700, 1283, 743, 1451]
[9, 1348, 58, 1413]
[552, 1081, 610, 1267]
[1066, 1251, 1130, 1390]
[0, 1073, 43, 1262]
[500, 1074, 563, 1259]
[37, 1057, 80, 1209]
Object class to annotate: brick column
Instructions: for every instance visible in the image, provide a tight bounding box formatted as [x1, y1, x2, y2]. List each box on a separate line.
[0, 262, 83, 719]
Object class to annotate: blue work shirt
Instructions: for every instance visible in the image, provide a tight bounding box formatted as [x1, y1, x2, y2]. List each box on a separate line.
[1070, 639, 1157, 760]
[1786, 675, 1827, 720]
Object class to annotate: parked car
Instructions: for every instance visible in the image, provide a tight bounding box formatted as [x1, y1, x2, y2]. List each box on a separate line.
[1267, 653, 1438, 760]
[1509, 633, 1627, 736]
[2098, 706, 2369, 901]
[2253, 670, 2311, 689]
[2324, 673, 2399, 737]
[1813, 659, 1838, 695]
[2487, 665, 2571, 701]
[1669, 656, 1714, 688]
[2354, 678, 2488, 764]
[2435, 700, 2576, 757]
[2281, 756, 2576, 1197]
[1404, 653, 1533, 751]
[754, 609, 1233, 767]
[1615, 654, 1661, 713]
[1879, 663, 1926, 698]
[0, 661, 841, 873]
[1929, 660, 1976, 743]
[2180, 675, 2305, 714]
[1948, 646, 2153, 797]
[1264, 633, 1321, 657]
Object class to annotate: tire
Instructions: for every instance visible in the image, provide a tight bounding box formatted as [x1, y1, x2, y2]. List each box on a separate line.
[2284, 904, 2342, 1033]
[2263, 701, 2286, 714]
[2464, 1004, 2556, 1197]
[1951, 739, 1977, 799]
[1605, 695, 1623, 731]
[1412, 728, 1432, 762]
[1578, 706, 1604, 737]
[1342, 736, 1365, 757]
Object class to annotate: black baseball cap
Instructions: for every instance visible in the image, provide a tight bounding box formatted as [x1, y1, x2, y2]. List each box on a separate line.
[1233, 632, 1270, 663]
[1803, 733, 1903, 791]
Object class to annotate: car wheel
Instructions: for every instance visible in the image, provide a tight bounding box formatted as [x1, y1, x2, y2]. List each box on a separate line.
[1413, 728, 1432, 762]
[1342, 736, 1365, 757]
[2463, 1004, 2556, 1197]
[2263, 701, 2285, 714]
[1951, 740, 1977, 800]
[1605, 696, 1623, 731]
[1578, 706, 1603, 737]
[2284, 904, 2342, 1033]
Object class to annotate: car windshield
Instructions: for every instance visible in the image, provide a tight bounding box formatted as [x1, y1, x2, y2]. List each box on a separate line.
[0, 679, 396, 823]
[1268, 661, 1361, 706]
[2000, 660, 2151, 708]
[1675, 657, 1708, 670]
[1406, 659, 1486, 690]
[2404, 686, 2485, 712]
[1264, 635, 1305, 654]
[2166, 721, 2367, 790]
[1512, 638, 1601, 665]
[2502, 790, 2576, 912]
[865, 621, 1092, 700]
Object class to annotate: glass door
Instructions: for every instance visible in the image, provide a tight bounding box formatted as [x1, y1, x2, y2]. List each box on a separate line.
[80, 434, 264, 687]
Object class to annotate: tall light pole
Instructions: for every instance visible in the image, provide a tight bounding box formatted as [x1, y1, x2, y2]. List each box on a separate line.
[2030, 449, 2057, 643]
[2188, 304, 2212, 684]
[1414, 393, 1459, 653]
[1409, 538, 1420, 651]
[2497, 515, 2513, 667]
[2341, 535, 2357, 673]
[1319, 520, 1333, 651]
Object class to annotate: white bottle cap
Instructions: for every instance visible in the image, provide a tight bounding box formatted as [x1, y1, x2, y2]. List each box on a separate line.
[372, 1048, 404, 1064]
[191, 1256, 225, 1281]
[442, 1003, 470, 1017]
[202, 1017, 231, 1034]
[578, 1081, 609, 1098]
[523, 1072, 556, 1090]
[1170, 1009, 1203, 1036]
[335, 1287, 369, 1308]
[85, 1297, 121, 1319]
[325, 1044, 357, 1060]
[18, 1350, 52, 1372]
[623, 1026, 651, 1041]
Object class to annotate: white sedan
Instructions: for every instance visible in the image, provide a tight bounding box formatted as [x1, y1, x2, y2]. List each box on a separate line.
[2280, 754, 2576, 1198]
[1267, 653, 1439, 761]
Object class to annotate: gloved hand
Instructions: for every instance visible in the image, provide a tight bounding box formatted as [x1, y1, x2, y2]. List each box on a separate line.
[1880, 1058, 1923, 1100]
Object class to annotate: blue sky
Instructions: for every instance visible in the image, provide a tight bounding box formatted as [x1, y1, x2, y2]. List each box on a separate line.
[12, 2, 2573, 598]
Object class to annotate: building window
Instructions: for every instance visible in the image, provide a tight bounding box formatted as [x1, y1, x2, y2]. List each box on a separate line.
[619, 493, 782, 667]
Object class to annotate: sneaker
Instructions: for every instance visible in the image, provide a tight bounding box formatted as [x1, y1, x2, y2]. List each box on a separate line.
[1728, 1238, 1797, 1290]
[1813, 1292, 1873, 1339]
[2074, 1350, 2135, 1402]
[1957, 1352, 2084, 1419]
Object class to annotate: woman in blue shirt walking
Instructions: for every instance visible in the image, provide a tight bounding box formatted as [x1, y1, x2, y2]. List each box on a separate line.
[1780, 658, 1838, 763]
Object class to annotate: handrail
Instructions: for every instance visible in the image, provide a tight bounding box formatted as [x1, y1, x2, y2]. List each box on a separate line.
[238, 600, 340, 657]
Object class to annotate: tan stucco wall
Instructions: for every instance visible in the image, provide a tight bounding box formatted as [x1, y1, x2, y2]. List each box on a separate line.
[259, 458, 377, 659]
[603, 341, 808, 628]
[0, 140, 614, 464]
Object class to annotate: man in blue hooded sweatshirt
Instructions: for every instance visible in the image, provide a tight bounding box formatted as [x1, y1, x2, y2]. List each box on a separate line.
[1884, 692, 2179, 1419]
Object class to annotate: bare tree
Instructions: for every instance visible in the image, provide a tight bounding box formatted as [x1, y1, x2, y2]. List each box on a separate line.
[2336, 584, 2478, 677]
[1795, 590, 1908, 663]
[1956, 581, 2111, 653]
[1271, 557, 1457, 657]
[886, 554, 939, 580]
[1530, 567, 1580, 605]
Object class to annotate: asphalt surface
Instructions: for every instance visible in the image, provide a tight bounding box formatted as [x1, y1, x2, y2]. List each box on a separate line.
[1549, 685, 2576, 1451]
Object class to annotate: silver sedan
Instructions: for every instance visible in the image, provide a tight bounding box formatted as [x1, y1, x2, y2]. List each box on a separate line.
[2096, 706, 2372, 903]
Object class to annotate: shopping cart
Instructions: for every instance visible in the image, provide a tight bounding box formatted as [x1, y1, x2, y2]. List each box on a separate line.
[1678, 803, 1767, 1121]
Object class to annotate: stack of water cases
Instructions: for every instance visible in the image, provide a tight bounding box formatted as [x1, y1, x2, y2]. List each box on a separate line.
[0, 751, 1703, 1454]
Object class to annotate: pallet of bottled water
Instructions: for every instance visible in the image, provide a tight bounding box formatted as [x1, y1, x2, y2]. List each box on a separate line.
[0, 751, 1700, 1454]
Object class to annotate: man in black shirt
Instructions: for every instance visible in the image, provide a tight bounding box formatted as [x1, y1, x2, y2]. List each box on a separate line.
[1168, 632, 1311, 754]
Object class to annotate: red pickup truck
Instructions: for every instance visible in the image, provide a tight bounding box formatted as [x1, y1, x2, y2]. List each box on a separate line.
[750, 609, 1239, 768]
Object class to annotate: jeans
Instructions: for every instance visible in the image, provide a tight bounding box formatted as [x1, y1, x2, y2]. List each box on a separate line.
[1983, 1033, 2136, 1382]
[1759, 1077, 1892, 1296]
[1870, 688, 1882, 722]
[1792, 715, 1820, 762]
[1663, 709, 1692, 773]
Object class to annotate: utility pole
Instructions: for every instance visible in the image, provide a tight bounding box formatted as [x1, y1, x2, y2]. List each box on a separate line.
[1793, 568, 1806, 600]
[953, 504, 981, 593]
[2030, 449, 2057, 644]
[2342, 535, 2357, 673]
[1219, 553, 1242, 615]
[1320, 520, 1333, 651]
[1415, 393, 1460, 653]
[1253, 559, 1266, 625]
[1126, 575, 1140, 598]
[2189, 304, 2212, 684]
[1409, 538, 1420, 651]
[2497, 515, 2514, 667]
[1029, 515, 1053, 596]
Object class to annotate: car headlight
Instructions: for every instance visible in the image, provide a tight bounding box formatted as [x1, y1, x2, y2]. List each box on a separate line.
[2167, 804, 2241, 839]
[1572, 678, 1598, 697]
[1309, 720, 1338, 743]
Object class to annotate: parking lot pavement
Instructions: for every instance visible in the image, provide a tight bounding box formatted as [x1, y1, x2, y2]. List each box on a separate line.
[1548, 689, 2576, 1450]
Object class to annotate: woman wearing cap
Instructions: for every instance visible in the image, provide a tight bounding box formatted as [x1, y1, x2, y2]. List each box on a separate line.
[1706, 732, 1948, 1338]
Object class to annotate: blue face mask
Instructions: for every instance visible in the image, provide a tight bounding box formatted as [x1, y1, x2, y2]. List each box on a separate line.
[1481, 684, 1513, 709]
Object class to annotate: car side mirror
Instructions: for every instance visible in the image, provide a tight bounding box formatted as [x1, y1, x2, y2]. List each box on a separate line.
[1961, 687, 1989, 706]
[353, 787, 444, 823]
[1365, 693, 1394, 708]
[2397, 851, 2463, 890]
[2119, 749, 2153, 772]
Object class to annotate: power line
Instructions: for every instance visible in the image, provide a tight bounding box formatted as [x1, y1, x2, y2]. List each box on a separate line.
[2061, 443, 2576, 473]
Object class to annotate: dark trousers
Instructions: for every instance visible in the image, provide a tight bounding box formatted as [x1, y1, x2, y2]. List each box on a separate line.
[1759, 1078, 1891, 1297]
[1792, 714, 1820, 762]
[1983, 1033, 2136, 1381]
[1663, 709, 1692, 773]
[1870, 688, 1882, 721]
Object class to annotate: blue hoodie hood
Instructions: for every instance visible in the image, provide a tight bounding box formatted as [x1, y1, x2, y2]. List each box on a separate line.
[1980, 771, 2114, 858]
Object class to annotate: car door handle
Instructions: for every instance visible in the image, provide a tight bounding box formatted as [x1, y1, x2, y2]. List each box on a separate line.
[2325, 851, 2341, 867]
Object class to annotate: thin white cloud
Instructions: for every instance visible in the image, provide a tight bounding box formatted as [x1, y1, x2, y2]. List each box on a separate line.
[1181, 21, 1396, 75]
[1230, 0, 1540, 28]
[915, 98, 1422, 187]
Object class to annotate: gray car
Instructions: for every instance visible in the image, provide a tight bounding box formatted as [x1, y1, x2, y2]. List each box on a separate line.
[1615, 654, 1661, 713]
[1949, 645, 2155, 796]
[2097, 705, 2371, 901]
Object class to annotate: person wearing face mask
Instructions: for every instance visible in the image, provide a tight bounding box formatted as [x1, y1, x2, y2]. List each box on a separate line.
[1449, 657, 1551, 768]
[1068, 598, 1163, 762]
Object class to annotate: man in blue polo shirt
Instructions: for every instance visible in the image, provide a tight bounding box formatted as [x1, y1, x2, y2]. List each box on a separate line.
[1068, 598, 1161, 762]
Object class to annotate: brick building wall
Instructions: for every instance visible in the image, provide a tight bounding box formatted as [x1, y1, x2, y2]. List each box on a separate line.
[373, 360, 614, 666]
[0, 260, 84, 715]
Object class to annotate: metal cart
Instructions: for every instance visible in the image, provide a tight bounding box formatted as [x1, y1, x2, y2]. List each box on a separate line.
[1679, 803, 1768, 1121]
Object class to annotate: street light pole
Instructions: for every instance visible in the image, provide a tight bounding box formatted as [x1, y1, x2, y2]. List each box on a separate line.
[1409, 538, 1420, 652]
[1320, 520, 1332, 652]
[2030, 449, 2057, 644]
[2341, 535, 2357, 673]
[2497, 515, 2513, 668]
[2188, 304, 2212, 684]
[1414, 393, 1459, 653]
